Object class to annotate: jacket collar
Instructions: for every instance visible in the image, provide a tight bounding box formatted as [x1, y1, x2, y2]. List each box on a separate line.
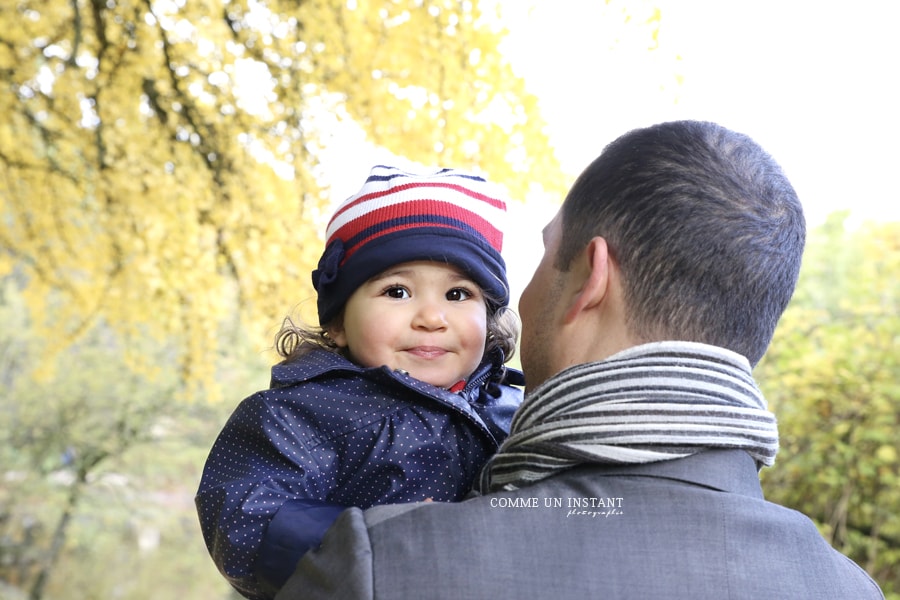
[270, 348, 363, 387]
[269, 348, 513, 446]
[585, 449, 765, 498]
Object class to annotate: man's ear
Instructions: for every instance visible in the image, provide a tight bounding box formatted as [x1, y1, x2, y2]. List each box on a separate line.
[562, 237, 612, 324]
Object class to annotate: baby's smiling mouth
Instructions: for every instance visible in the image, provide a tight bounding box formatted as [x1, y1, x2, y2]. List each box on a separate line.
[405, 346, 448, 359]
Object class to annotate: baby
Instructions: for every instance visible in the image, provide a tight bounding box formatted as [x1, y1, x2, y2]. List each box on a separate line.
[196, 165, 524, 599]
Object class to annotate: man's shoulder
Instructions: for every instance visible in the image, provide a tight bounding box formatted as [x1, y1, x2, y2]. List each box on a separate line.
[278, 463, 883, 600]
[358, 459, 884, 599]
[364, 500, 430, 526]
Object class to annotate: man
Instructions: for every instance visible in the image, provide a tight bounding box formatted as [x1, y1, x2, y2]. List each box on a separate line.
[275, 121, 884, 599]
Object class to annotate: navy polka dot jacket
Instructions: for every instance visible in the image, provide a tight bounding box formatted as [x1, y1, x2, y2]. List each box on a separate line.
[195, 348, 523, 599]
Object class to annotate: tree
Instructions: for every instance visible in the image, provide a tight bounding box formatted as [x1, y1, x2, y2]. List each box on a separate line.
[1, 2, 566, 597]
[757, 215, 900, 597]
[0, 277, 253, 599]
[0, 0, 565, 398]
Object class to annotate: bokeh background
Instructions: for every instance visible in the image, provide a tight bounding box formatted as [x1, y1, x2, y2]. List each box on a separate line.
[2, 1, 897, 598]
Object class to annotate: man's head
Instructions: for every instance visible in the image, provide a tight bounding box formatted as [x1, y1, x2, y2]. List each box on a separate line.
[520, 120, 805, 389]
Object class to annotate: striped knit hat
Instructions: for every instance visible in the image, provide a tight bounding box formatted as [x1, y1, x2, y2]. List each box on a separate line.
[312, 165, 510, 325]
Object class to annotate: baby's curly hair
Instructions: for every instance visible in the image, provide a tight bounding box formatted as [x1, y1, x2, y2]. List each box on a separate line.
[274, 292, 519, 366]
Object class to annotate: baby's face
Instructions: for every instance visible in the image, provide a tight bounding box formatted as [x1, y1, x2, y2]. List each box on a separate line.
[329, 260, 487, 389]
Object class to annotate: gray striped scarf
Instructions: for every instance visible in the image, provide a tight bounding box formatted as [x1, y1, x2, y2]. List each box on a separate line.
[477, 341, 779, 493]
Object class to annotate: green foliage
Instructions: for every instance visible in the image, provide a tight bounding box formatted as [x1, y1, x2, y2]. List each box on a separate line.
[0, 279, 266, 598]
[758, 214, 900, 597]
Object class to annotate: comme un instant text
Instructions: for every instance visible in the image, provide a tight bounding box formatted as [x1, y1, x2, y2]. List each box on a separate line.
[489, 497, 624, 509]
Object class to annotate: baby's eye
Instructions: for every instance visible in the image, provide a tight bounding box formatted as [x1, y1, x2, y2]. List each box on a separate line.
[446, 287, 473, 302]
[383, 285, 410, 299]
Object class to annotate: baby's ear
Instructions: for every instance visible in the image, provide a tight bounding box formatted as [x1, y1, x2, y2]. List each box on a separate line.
[325, 319, 348, 348]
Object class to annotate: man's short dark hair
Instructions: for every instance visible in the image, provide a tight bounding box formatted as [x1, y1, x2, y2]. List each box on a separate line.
[557, 120, 805, 365]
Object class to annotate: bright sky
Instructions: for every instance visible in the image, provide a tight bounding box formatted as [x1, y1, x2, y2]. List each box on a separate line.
[497, 0, 900, 295]
[497, 0, 899, 225]
[318, 0, 900, 299]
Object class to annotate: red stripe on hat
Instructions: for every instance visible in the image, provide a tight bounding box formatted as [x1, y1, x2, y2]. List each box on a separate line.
[340, 222, 481, 263]
[329, 181, 506, 229]
[331, 199, 503, 257]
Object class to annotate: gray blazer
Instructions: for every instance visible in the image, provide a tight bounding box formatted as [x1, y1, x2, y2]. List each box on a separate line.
[276, 450, 883, 600]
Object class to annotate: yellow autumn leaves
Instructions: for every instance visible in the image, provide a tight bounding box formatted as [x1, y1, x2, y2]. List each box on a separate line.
[0, 0, 564, 399]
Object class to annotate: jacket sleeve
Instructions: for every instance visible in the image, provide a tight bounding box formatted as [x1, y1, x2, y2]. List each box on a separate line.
[255, 499, 346, 596]
[274, 508, 375, 600]
[195, 392, 346, 600]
